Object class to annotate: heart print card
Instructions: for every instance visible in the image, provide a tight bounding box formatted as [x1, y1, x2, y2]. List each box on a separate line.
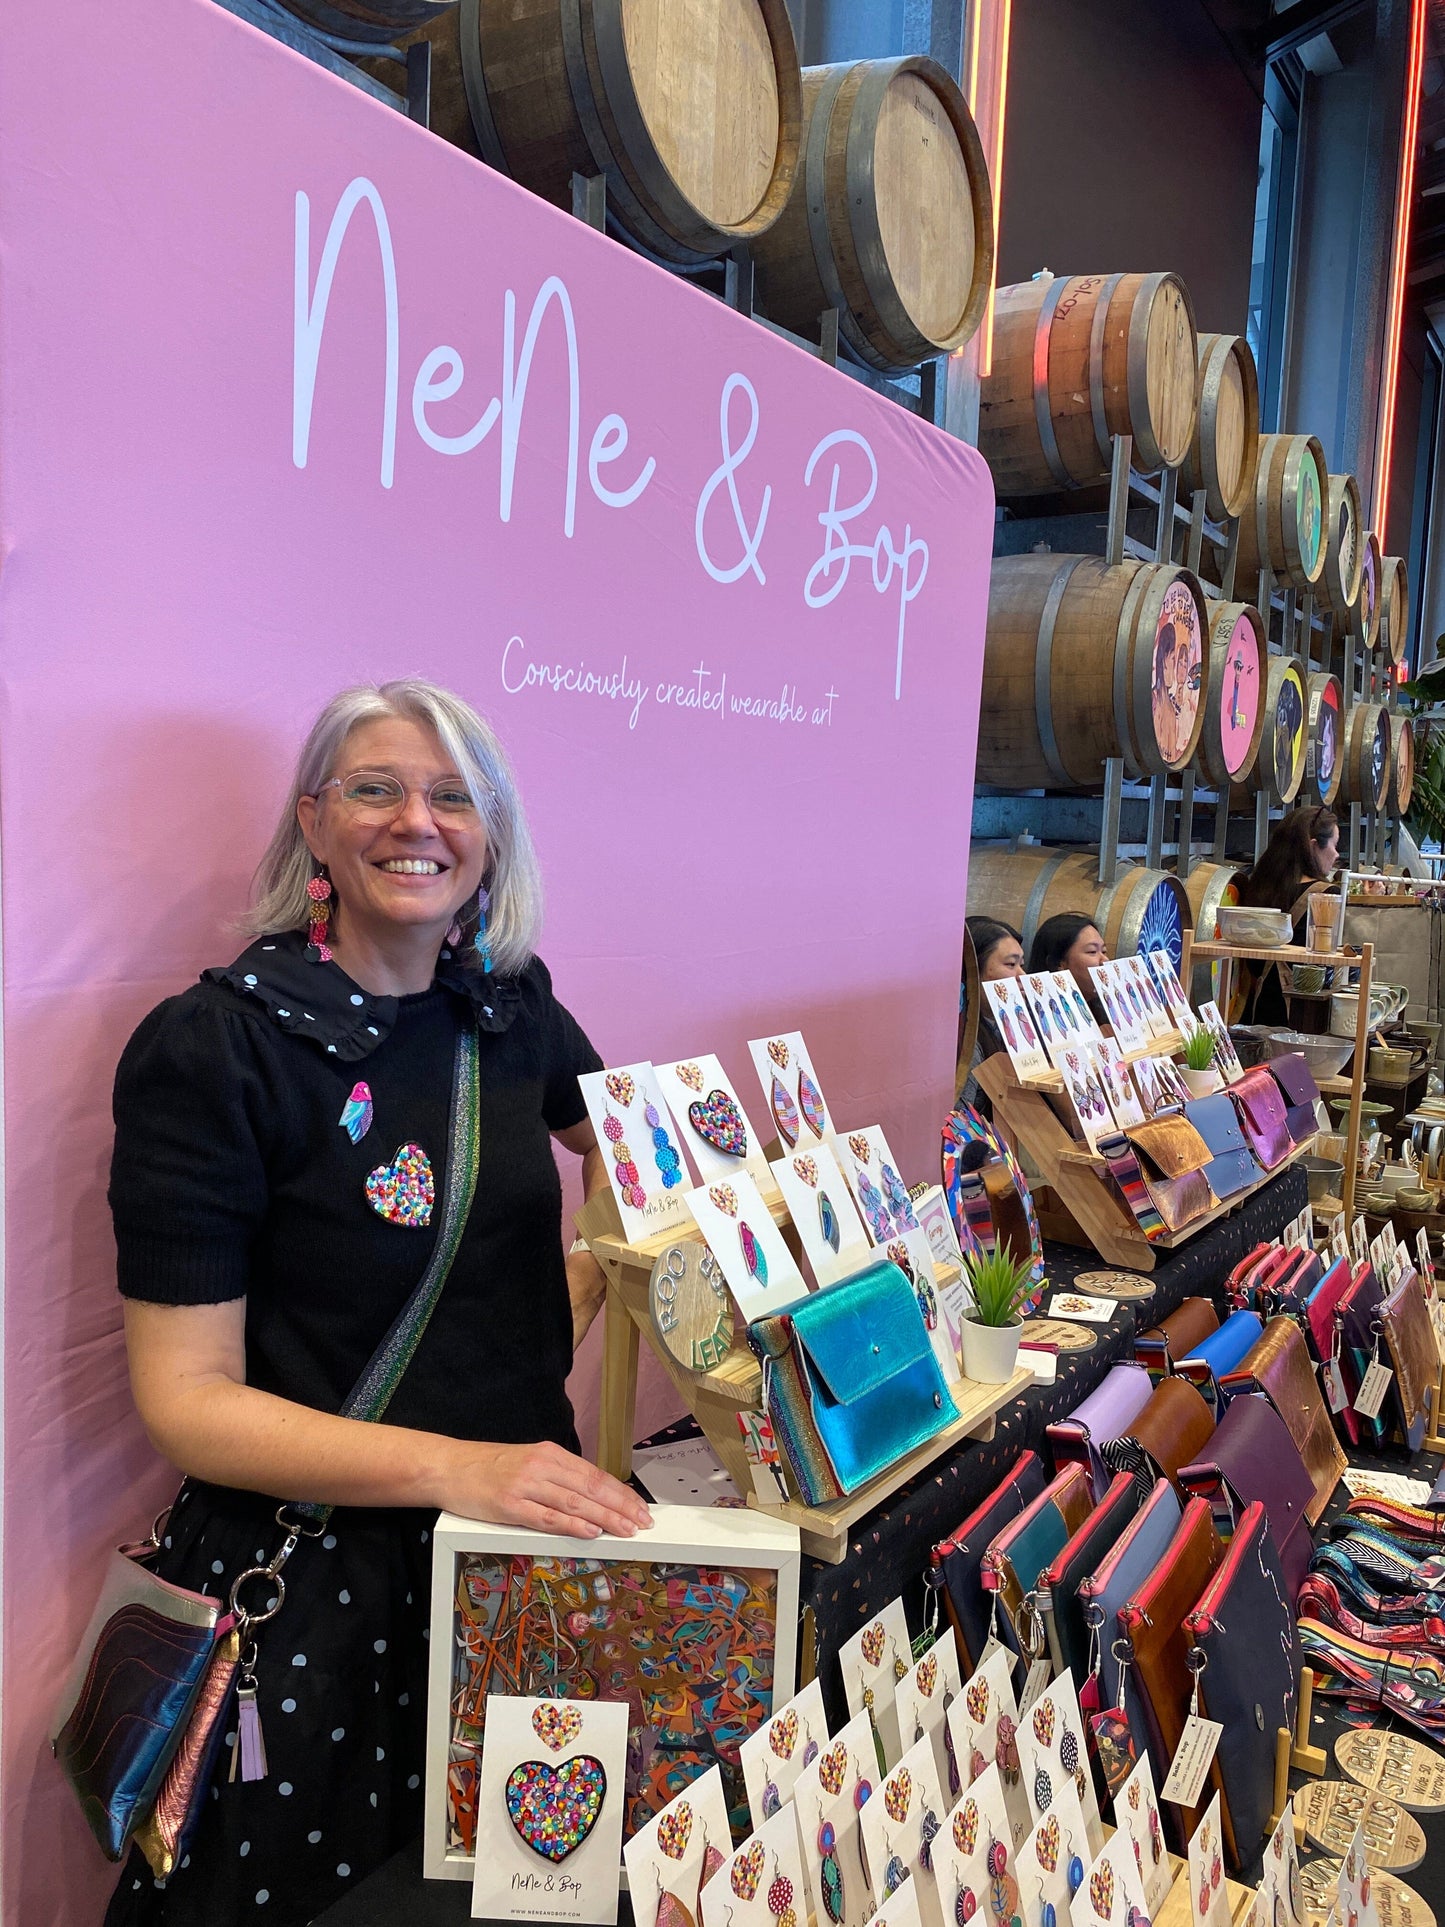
[657, 1055, 778, 1198]
[685, 1171, 807, 1320]
[770, 1142, 870, 1286]
[623, 1766, 733, 1927]
[984, 976, 1051, 1081]
[472, 1695, 629, 1923]
[738, 1678, 829, 1831]
[948, 1646, 1031, 1849]
[929, 1762, 1033, 1927]
[1017, 1675, 1104, 1857]
[1016, 1779, 1092, 1927]
[858, 1735, 947, 1927]
[794, 1713, 880, 1927]
[748, 1031, 834, 1150]
[700, 1808, 807, 1927]
[894, 1637, 963, 1804]
[1073, 1830, 1149, 1927]
[1112, 1752, 1170, 1917]
[840, 1601, 912, 1771]
[837, 1128, 922, 1245]
[1186, 1793, 1231, 1927]
[579, 1065, 694, 1243]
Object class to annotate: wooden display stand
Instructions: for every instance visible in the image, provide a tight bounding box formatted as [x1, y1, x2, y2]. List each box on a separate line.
[575, 1186, 1029, 1563]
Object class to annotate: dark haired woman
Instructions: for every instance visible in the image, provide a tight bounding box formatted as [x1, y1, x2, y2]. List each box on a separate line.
[1028, 913, 1109, 1026]
[959, 917, 1026, 1116]
[1231, 805, 1340, 1022]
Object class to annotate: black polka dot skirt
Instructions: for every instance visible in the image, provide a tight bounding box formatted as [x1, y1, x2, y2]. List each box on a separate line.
[103, 1481, 433, 1927]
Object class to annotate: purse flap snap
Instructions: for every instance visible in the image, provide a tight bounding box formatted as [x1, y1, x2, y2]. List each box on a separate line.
[789, 1261, 929, 1405]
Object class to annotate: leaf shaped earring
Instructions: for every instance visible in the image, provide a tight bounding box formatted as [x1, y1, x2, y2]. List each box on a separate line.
[861, 1683, 887, 1778]
[798, 1065, 826, 1137]
[771, 1075, 800, 1148]
[657, 1894, 697, 1927]
[819, 1190, 841, 1252]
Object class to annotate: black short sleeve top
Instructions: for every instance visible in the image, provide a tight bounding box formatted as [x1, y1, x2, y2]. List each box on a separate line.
[109, 931, 603, 1446]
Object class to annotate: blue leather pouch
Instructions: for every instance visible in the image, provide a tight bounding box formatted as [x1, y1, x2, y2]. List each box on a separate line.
[1184, 1092, 1263, 1200]
[1177, 1308, 1265, 1410]
[749, 1261, 955, 1502]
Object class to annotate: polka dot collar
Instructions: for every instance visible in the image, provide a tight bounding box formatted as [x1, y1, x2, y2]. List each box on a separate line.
[204, 928, 522, 1061]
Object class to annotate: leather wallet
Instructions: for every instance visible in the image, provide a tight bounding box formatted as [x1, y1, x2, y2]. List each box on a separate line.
[1219, 1316, 1346, 1524]
[980, 1463, 1095, 1656]
[1185, 1500, 1300, 1870]
[1037, 1471, 1141, 1684]
[1102, 1375, 1216, 1495]
[1076, 1477, 1182, 1740]
[1047, 1364, 1155, 1498]
[934, 1451, 1047, 1669]
[748, 1262, 954, 1503]
[1177, 1391, 1315, 1602]
[1228, 1067, 1294, 1170]
[1267, 1051, 1322, 1143]
[1184, 1091, 1263, 1201]
[1380, 1271, 1436, 1450]
[1304, 1254, 1361, 1447]
[1265, 1247, 1325, 1316]
[1118, 1496, 1225, 1844]
[1136, 1297, 1219, 1375]
[1123, 1116, 1214, 1231]
[1176, 1308, 1265, 1409]
[1226, 1243, 1286, 1311]
[1338, 1263, 1388, 1450]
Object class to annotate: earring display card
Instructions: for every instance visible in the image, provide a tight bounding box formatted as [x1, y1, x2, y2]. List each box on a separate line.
[738, 1677, 830, 1831]
[1145, 949, 1193, 1034]
[1336, 1823, 1382, 1927]
[1126, 957, 1175, 1041]
[861, 1872, 925, 1927]
[1016, 1778, 1092, 1927]
[1057, 1046, 1118, 1154]
[836, 1128, 923, 1246]
[1186, 1793, 1232, 1927]
[1197, 1002, 1245, 1084]
[1017, 1674, 1104, 1858]
[929, 1761, 1030, 1927]
[1050, 971, 1104, 1047]
[1256, 1799, 1303, 1927]
[471, 1694, 629, 1923]
[1093, 1040, 1146, 1129]
[427, 1507, 801, 1882]
[1133, 1055, 1191, 1117]
[580, 1064, 695, 1244]
[623, 1765, 734, 1927]
[699, 1807, 808, 1927]
[794, 1712, 880, 1927]
[769, 1143, 871, 1286]
[747, 1031, 835, 1151]
[895, 1637, 963, 1801]
[685, 1172, 808, 1320]
[949, 1646, 1032, 1850]
[858, 1734, 947, 1927]
[1072, 1825, 1149, 1927]
[840, 1601, 912, 1772]
[657, 1055, 780, 1199]
[983, 977, 1052, 1081]
[878, 1228, 960, 1387]
[1113, 1752, 1171, 1916]
[1091, 963, 1146, 1053]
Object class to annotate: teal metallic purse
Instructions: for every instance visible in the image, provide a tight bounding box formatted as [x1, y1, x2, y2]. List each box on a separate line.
[747, 1260, 956, 1505]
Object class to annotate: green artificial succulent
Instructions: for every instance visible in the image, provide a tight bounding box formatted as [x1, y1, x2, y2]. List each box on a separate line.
[962, 1247, 1034, 1327]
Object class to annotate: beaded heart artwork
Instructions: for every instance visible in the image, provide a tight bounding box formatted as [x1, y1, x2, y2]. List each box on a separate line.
[689, 1090, 748, 1158]
[657, 1802, 693, 1860]
[505, 1755, 606, 1863]
[365, 1142, 434, 1228]
[532, 1703, 582, 1752]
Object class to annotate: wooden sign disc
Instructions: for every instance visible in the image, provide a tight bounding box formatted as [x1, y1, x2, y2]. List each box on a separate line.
[1020, 1317, 1097, 1353]
[1298, 1780, 1427, 1871]
[1334, 1729, 1445, 1811]
[1071, 1270, 1157, 1301]
[649, 1242, 734, 1374]
[1299, 1858, 1435, 1927]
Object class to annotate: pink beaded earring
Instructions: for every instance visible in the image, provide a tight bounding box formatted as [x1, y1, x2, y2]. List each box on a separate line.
[306, 868, 333, 963]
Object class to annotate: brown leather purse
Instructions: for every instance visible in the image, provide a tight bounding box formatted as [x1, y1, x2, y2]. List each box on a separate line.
[1218, 1317, 1346, 1524]
[1379, 1272, 1438, 1437]
[1123, 1117, 1213, 1231]
[1118, 1496, 1225, 1848]
[1136, 1297, 1219, 1373]
[1102, 1376, 1216, 1494]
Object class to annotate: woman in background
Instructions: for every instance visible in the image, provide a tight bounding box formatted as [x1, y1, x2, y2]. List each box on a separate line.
[1231, 805, 1340, 1023]
[1028, 913, 1109, 1025]
[959, 916, 1026, 1117]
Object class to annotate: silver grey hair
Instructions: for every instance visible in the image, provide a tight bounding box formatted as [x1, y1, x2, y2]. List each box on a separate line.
[245, 678, 542, 976]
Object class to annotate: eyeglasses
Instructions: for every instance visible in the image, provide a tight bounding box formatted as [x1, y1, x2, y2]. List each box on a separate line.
[315, 771, 482, 822]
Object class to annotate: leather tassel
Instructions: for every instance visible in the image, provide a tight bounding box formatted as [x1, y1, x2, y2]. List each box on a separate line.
[231, 1684, 268, 1783]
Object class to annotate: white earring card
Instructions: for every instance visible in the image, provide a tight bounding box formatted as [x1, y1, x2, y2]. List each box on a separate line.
[858, 1734, 947, 1925]
[1071, 1825, 1150, 1927]
[738, 1677, 829, 1831]
[1112, 1752, 1171, 1917]
[1016, 1674, 1104, 1858]
[747, 1031, 835, 1149]
[622, 1766, 733, 1927]
[579, 1064, 694, 1243]
[656, 1054, 779, 1197]
[861, 1874, 925, 1927]
[1093, 1040, 1146, 1129]
[1016, 1779, 1092, 1927]
[684, 1171, 807, 1319]
[840, 1600, 912, 1772]
[700, 1807, 808, 1927]
[983, 977, 1051, 1081]
[794, 1713, 881, 1927]
[894, 1636, 963, 1801]
[949, 1646, 1032, 1850]
[769, 1142, 871, 1285]
[1089, 963, 1143, 1052]
[1186, 1793, 1232, 1927]
[928, 1761, 1018, 1927]
[471, 1694, 630, 1923]
[1126, 956, 1175, 1039]
[836, 1127, 922, 1245]
[1056, 1046, 1118, 1154]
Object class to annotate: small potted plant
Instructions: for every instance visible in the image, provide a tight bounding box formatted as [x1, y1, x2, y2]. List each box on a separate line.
[1180, 1025, 1221, 1098]
[958, 1247, 1034, 1383]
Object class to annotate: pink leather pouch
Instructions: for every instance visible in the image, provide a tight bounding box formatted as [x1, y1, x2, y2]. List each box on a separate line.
[1229, 1067, 1293, 1170]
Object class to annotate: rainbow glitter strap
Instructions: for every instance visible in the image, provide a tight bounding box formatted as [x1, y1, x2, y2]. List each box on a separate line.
[293, 1019, 482, 1522]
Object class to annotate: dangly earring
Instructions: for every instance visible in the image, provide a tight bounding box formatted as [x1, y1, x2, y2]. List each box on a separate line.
[306, 867, 333, 963]
[475, 884, 494, 973]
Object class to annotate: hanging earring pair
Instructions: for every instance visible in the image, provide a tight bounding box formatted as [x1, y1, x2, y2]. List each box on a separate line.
[447, 883, 493, 972]
[306, 868, 333, 963]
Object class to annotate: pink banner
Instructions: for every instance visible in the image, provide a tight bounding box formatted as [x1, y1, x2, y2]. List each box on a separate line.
[0, 2, 991, 1914]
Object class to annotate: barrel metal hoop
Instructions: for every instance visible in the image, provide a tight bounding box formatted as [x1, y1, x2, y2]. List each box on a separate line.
[1279, 441, 1303, 584]
[844, 59, 932, 365]
[1034, 556, 1086, 784]
[1030, 276, 1072, 491]
[1087, 272, 1125, 465]
[458, 0, 509, 173]
[803, 65, 863, 360]
[1113, 563, 1150, 778]
[557, 0, 682, 264]
[1022, 850, 1072, 954]
[1255, 433, 1275, 581]
[285, 0, 442, 42]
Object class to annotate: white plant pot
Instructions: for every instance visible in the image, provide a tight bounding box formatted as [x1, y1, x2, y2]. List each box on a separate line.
[959, 1315, 1023, 1385]
[1180, 1066, 1222, 1098]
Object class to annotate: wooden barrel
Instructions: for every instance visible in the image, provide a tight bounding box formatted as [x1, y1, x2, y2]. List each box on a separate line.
[978, 273, 1198, 494]
[1389, 713, 1415, 814]
[1234, 433, 1327, 589]
[1250, 655, 1309, 804]
[749, 59, 992, 370]
[1320, 473, 1363, 621]
[1179, 859, 1244, 1002]
[428, 0, 802, 265]
[1381, 555, 1410, 664]
[1340, 703, 1392, 811]
[1178, 333, 1258, 521]
[1196, 600, 1266, 788]
[1305, 672, 1344, 806]
[1354, 532, 1382, 650]
[967, 847, 1193, 974]
[282, 0, 453, 42]
[981, 555, 1208, 787]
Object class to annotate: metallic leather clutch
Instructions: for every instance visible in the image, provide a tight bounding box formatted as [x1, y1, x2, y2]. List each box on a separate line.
[1037, 1471, 1141, 1684]
[748, 1260, 955, 1504]
[1123, 1117, 1215, 1230]
[1183, 1092, 1263, 1201]
[1177, 1391, 1316, 1602]
[934, 1451, 1047, 1669]
[1380, 1271, 1435, 1449]
[1219, 1315, 1347, 1524]
[979, 1463, 1095, 1656]
[50, 1545, 224, 1860]
[1228, 1067, 1294, 1170]
[1267, 1051, 1322, 1143]
[1136, 1296, 1219, 1375]
[1101, 1375, 1216, 1496]
[1046, 1362, 1155, 1497]
[1185, 1501, 1300, 1869]
[1076, 1477, 1181, 1724]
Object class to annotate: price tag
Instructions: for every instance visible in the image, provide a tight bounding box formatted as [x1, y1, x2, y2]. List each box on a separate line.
[1369, 1231, 1392, 1278]
[1354, 1359, 1394, 1421]
[1417, 1228, 1435, 1279]
[1019, 1655, 1053, 1715]
[1351, 1217, 1369, 1263]
[977, 1629, 1020, 1680]
[1160, 1714, 1224, 1808]
[1283, 1217, 1305, 1251]
[1322, 1357, 1349, 1413]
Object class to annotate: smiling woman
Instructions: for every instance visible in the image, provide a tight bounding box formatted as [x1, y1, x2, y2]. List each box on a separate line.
[100, 679, 650, 1927]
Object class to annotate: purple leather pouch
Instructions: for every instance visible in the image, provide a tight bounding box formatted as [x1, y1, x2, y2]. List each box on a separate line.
[1077, 1478, 1182, 1731]
[1229, 1067, 1294, 1170]
[1047, 1363, 1155, 1498]
[1177, 1392, 1315, 1601]
[1267, 1052, 1322, 1143]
